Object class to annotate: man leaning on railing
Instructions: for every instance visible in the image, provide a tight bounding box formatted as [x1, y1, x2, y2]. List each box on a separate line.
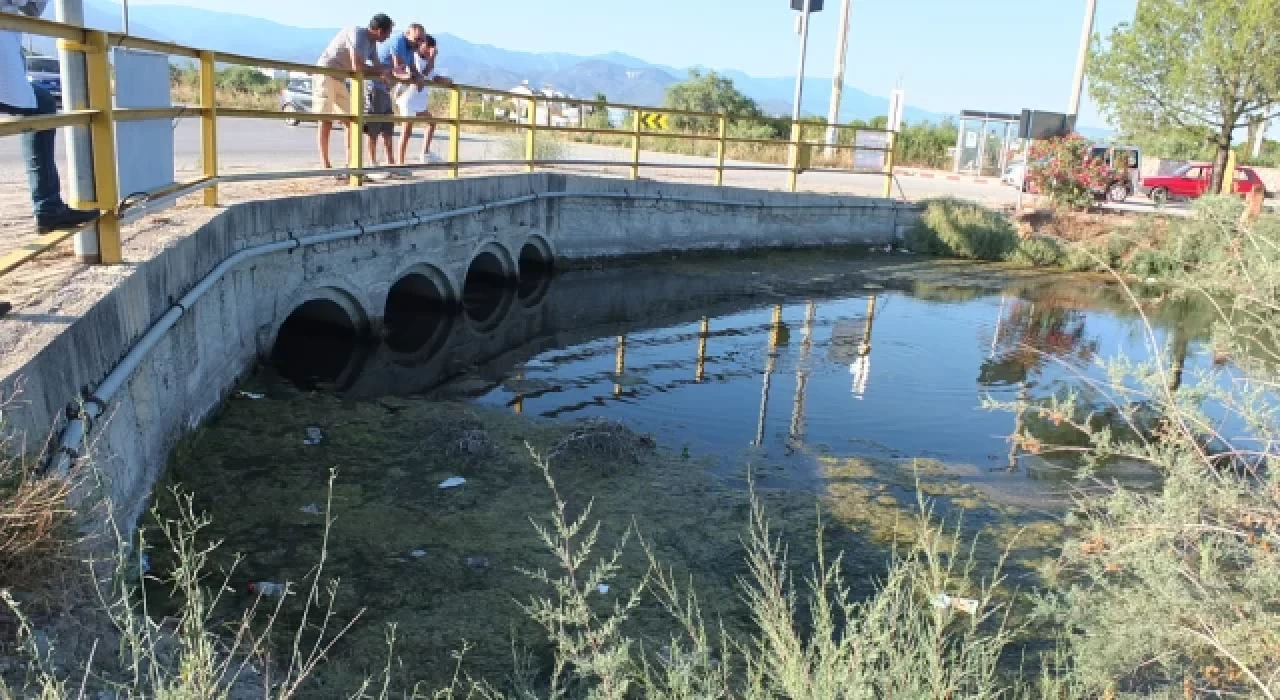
[0, 1, 100, 233]
[314, 13, 395, 175]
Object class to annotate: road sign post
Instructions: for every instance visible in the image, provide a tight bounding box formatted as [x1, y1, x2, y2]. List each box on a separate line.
[790, 0, 819, 192]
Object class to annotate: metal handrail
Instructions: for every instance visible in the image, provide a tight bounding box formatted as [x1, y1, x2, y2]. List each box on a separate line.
[0, 11, 900, 281]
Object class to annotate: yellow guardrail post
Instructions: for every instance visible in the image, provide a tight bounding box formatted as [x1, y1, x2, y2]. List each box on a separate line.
[630, 110, 641, 180]
[199, 50, 219, 206]
[787, 122, 800, 192]
[349, 73, 365, 187]
[448, 84, 461, 178]
[714, 115, 727, 186]
[882, 130, 897, 198]
[84, 30, 121, 264]
[524, 96, 537, 172]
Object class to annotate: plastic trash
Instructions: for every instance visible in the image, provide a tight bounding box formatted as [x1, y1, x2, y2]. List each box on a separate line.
[235, 391, 266, 400]
[410, 549, 428, 559]
[465, 555, 490, 570]
[299, 503, 322, 516]
[247, 582, 288, 598]
[929, 592, 980, 615]
[303, 426, 323, 446]
[438, 476, 466, 489]
[596, 584, 610, 594]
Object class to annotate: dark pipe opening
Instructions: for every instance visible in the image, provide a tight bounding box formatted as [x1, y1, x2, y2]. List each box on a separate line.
[518, 243, 553, 277]
[517, 242, 554, 305]
[384, 274, 451, 355]
[271, 299, 362, 388]
[463, 252, 514, 325]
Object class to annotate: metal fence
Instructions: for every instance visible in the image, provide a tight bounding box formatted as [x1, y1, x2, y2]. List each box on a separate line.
[0, 12, 897, 279]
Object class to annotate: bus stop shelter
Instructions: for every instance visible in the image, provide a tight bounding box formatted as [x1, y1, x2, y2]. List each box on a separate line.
[953, 110, 1020, 177]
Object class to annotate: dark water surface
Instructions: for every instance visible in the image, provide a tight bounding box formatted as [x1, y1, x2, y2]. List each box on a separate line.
[160, 252, 1231, 692]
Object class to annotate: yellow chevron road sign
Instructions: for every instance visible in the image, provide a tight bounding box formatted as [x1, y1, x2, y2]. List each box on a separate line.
[640, 112, 669, 130]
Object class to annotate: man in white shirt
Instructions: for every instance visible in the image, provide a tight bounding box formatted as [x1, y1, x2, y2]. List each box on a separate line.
[314, 13, 395, 172]
[0, 0, 100, 238]
[392, 35, 452, 165]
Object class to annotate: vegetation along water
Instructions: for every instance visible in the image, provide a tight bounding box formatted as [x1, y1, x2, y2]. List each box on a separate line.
[2, 196, 1278, 697]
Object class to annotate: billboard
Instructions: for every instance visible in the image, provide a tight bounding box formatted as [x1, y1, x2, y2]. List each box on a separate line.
[1018, 110, 1077, 140]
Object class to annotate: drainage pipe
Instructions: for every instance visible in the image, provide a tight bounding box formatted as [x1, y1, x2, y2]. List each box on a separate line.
[48, 190, 902, 475]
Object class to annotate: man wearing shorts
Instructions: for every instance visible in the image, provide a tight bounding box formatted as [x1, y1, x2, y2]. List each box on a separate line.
[314, 14, 395, 171]
[393, 36, 453, 165]
[363, 78, 396, 168]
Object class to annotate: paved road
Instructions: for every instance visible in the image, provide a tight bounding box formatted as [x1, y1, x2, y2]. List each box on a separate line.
[0, 117, 1022, 204]
[8, 117, 1256, 215]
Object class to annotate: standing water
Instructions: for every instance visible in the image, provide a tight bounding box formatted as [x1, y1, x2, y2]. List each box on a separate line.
[157, 252, 1225, 692]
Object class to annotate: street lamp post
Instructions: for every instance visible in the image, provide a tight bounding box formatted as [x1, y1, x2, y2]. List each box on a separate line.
[825, 0, 853, 150]
[121, 0, 130, 33]
[790, 0, 814, 126]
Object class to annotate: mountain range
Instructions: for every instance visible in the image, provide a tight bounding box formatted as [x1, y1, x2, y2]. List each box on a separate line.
[27, 1, 949, 124]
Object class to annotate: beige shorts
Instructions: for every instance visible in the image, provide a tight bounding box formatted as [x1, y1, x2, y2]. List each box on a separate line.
[312, 75, 350, 115]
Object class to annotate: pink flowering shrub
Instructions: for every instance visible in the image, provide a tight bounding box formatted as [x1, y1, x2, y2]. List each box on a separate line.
[1026, 135, 1116, 210]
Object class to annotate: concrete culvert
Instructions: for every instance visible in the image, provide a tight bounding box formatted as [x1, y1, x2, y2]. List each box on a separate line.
[466, 251, 510, 286]
[271, 299, 364, 388]
[517, 241, 554, 305]
[463, 251, 514, 326]
[518, 242, 553, 278]
[384, 273, 451, 355]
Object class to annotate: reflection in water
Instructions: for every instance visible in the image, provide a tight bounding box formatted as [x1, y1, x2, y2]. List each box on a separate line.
[274, 262, 1230, 504]
[980, 299, 1099, 387]
[614, 335, 627, 398]
[851, 295, 876, 398]
[788, 302, 817, 452]
[754, 306, 784, 447]
[695, 317, 710, 383]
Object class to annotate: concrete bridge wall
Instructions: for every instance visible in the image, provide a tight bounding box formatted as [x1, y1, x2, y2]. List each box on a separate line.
[0, 173, 914, 527]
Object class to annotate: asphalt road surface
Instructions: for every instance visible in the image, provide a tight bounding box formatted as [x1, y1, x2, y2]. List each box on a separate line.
[0, 117, 1019, 203]
[1, 117, 1231, 215]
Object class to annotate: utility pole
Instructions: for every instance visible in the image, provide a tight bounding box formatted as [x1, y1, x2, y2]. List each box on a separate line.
[55, 0, 100, 262]
[824, 0, 853, 149]
[1066, 0, 1098, 120]
[791, 0, 813, 126]
[1252, 112, 1270, 160]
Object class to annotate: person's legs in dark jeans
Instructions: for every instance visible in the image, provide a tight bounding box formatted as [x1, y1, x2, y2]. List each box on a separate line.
[0, 84, 98, 317]
[0, 84, 97, 233]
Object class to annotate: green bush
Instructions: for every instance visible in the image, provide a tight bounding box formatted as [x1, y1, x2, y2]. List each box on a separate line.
[905, 198, 1019, 261]
[1006, 235, 1065, 267]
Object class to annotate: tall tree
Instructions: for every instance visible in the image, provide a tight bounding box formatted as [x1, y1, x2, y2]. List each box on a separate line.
[664, 69, 763, 132]
[1089, 0, 1280, 192]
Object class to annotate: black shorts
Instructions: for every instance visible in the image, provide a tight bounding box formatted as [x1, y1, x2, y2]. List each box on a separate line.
[364, 82, 395, 138]
[364, 119, 394, 138]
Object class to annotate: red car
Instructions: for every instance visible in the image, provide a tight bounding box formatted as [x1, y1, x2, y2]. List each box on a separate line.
[1140, 163, 1266, 204]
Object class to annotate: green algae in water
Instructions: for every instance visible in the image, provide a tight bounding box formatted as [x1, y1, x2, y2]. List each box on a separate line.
[147, 255, 1228, 694]
[155, 390, 848, 695]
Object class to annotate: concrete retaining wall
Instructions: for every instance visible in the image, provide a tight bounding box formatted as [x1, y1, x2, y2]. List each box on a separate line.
[1, 173, 915, 529]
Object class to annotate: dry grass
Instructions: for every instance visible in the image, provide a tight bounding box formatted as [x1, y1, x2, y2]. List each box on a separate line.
[0, 393, 76, 586]
[169, 84, 279, 111]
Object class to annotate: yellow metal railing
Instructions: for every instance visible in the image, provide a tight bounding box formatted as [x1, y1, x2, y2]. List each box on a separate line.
[0, 12, 897, 280]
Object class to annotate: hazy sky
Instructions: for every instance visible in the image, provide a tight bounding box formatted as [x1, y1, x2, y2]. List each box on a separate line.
[120, 0, 1145, 128]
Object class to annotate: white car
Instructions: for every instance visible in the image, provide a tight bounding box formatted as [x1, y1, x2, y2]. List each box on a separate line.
[1002, 160, 1025, 187]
